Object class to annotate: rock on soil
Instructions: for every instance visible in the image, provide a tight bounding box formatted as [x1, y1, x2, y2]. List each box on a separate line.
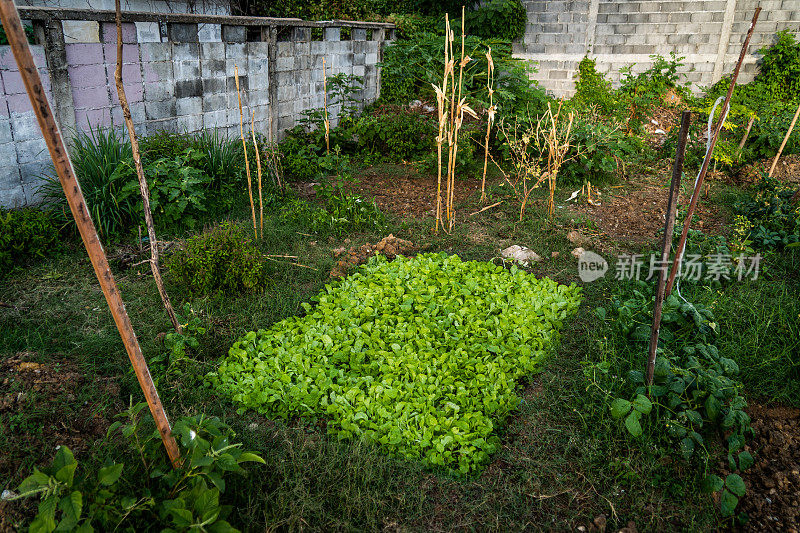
[500, 245, 542, 267]
[330, 234, 417, 278]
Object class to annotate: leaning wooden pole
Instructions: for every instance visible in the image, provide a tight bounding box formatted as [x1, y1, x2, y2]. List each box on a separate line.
[646, 111, 691, 387]
[235, 65, 257, 239]
[250, 110, 264, 238]
[665, 7, 761, 297]
[768, 100, 800, 178]
[0, 0, 181, 467]
[114, 0, 181, 335]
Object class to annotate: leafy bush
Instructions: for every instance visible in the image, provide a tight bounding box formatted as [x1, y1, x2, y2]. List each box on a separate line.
[572, 56, 618, 117]
[753, 28, 800, 104]
[8, 403, 263, 531]
[116, 148, 213, 231]
[166, 222, 271, 298]
[733, 175, 799, 249]
[589, 281, 753, 518]
[379, 34, 547, 117]
[465, 0, 527, 42]
[560, 118, 641, 186]
[0, 207, 60, 276]
[353, 105, 437, 162]
[208, 253, 582, 474]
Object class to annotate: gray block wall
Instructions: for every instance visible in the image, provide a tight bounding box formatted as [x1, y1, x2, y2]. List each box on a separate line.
[0, 13, 392, 208]
[516, 0, 800, 97]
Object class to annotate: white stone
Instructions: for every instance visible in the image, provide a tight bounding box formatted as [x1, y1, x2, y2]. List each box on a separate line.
[501, 245, 541, 267]
[571, 247, 586, 259]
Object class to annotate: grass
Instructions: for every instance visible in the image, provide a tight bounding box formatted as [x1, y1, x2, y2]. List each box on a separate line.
[1, 159, 796, 531]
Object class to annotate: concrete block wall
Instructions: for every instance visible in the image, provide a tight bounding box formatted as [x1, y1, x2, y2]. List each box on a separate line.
[0, 9, 393, 208]
[516, 0, 800, 97]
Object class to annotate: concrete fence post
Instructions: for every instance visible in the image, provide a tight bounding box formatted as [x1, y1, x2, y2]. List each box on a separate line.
[33, 19, 77, 141]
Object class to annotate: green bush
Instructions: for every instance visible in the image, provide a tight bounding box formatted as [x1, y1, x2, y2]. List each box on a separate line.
[0, 207, 60, 276]
[166, 222, 271, 298]
[379, 34, 546, 117]
[754, 28, 800, 103]
[8, 403, 263, 532]
[465, 0, 527, 42]
[572, 56, 618, 116]
[209, 253, 582, 474]
[589, 281, 753, 518]
[734, 175, 800, 249]
[352, 105, 437, 161]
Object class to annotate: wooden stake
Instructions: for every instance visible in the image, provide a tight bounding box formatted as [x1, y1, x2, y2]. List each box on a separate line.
[481, 47, 494, 204]
[114, 0, 181, 335]
[0, 0, 181, 468]
[322, 56, 330, 155]
[250, 110, 263, 238]
[738, 115, 756, 149]
[235, 65, 257, 239]
[665, 7, 761, 297]
[768, 100, 800, 178]
[646, 111, 691, 387]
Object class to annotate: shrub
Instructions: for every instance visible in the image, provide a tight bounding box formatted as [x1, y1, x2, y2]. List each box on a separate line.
[208, 253, 582, 474]
[572, 56, 618, 116]
[166, 222, 271, 297]
[352, 105, 437, 162]
[0, 207, 60, 276]
[754, 28, 800, 103]
[465, 0, 527, 42]
[734, 175, 799, 249]
[8, 403, 263, 531]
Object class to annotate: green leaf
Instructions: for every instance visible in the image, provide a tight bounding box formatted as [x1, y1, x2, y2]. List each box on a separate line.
[610, 398, 632, 419]
[737, 451, 754, 471]
[237, 452, 265, 464]
[632, 394, 652, 415]
[97, 464, 124, 486]
[55, 492, 82, 531]
[701, 474, 724, 493]
[725, 474, 746, 497]
[720, 489, 739, 517]
[624, 411, 643, 437]
[53, 447, 77, 486]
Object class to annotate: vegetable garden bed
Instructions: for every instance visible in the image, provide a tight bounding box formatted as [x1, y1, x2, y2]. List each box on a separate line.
[209, 253, 581, 474]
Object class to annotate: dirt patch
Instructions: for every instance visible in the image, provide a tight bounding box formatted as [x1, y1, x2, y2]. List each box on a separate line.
[735, 403, 800, 532]
[330, 234, 417, 278]
[344, 170, 485, 218]
[568, 173, 728, 245]
[736, 154, 800, 185]
[0, 353, 117, 530]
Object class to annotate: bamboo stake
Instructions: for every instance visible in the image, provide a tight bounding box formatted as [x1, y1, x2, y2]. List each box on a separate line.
[0, 0, 181, 468]
[481, 46, 495, 204]
[323, 56, 330, 155]
[768, 100, 800, 178]
[738, 114, 756, 149]
[113, 0, 181, 336]
[235, 65, 257, 239]
[665, 7, 761, 296]
[433, 15, 451, 234]
[646, 111, 691, 387]
[250, 111, 263, 238]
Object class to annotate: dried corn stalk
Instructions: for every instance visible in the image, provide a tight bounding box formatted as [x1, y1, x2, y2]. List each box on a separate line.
[480, 47, 495, 204]
[235, 65, 257, 238]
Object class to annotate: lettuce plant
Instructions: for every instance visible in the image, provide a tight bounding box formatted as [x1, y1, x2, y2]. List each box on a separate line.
[208, 253, 581, 474]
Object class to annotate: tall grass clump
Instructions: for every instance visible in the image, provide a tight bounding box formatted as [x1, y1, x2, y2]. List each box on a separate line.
[40, 127, 136, 239]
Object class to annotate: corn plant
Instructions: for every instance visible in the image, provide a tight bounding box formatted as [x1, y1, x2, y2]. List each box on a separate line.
[481, 46, 495, 204]
[235, 65, 257, 239]
[433, 11, 477, 234]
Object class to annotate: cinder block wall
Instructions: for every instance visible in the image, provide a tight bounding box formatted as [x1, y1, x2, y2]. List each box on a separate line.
[0, 11, 391, 208]
[515, 0, 800, 97]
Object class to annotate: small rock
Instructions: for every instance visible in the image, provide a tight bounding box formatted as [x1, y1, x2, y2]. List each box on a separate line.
[567, 230, 588, 245]
[1, 489, 17, 500]
[571, 247, 586, 259]
[655, 128, 667, 135]
[651, 119, 659, 126]
[500, 245, 541, 267]
[551, 251, 560, 258]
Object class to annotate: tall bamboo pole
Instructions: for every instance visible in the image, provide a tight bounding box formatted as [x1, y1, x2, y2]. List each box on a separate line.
[322, 56, 330, 155]
[235, 65, 257, 239]
[665, 7, 761, 296]
[0, 0, 181, 467]
[250, 110, 264, 238]
[114, 0, 181, 335]
[768, 100, 800, 178]
[646, 111, 691, 387]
